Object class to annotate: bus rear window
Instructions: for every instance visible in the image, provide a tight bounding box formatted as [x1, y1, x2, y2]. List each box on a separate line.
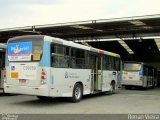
[124, 63, 141, 71]
[7, 37, 43, 62]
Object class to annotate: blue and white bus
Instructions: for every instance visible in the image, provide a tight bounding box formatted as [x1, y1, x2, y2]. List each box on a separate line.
[122, 62, 157, 89]
[4, 35, 121, 102]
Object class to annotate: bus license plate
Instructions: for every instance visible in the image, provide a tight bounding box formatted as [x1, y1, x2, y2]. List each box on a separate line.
[19, 79, 27, 84]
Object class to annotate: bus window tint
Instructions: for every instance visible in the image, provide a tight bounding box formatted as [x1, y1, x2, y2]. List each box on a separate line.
[71, 48, 85, 69]
[32, 40, 43, 61]
[115, 58, 120, 71]
[8, 37, 43, 62]
[51, 44, 69, 68]
[33, 46, 42, 54]
[124, 63, 141, 71]
[103, 56, 120, 71]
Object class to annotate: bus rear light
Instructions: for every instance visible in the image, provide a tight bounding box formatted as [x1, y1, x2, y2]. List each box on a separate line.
[42, 71, 46, 75]
[3, 68, 6, 79]
[41, 68, 47, 84]
[41, 76, 46, 80]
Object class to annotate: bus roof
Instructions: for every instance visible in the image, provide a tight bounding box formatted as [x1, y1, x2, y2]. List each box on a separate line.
[48, 37, 120, 58]
[8, 35, 120, 58]
[48, 36, 120, 58]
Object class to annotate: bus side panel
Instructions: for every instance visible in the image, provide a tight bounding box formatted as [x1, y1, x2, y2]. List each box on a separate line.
[49, 68, 91, 97]
[39, 41, 51, 67]
[102, 70, 118, 91]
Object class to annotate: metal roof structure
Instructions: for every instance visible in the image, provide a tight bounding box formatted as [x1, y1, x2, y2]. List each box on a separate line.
[0, 14, 160, 63]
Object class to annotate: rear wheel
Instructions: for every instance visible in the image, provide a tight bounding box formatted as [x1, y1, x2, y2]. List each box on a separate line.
[69, 83, 83, 103]
[109, 81, 116, 94]
[125, 85, 132, 90]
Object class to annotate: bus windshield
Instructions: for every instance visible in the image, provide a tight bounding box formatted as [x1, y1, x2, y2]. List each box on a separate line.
[7, 37, 43, 62]
[123, 63, 141, 71]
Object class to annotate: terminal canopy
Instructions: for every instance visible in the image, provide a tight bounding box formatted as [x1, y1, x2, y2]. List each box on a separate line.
[0, 14, 160, 63]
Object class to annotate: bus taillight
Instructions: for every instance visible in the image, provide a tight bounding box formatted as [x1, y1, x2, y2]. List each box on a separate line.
[41, 68, 47, 85]
[3, 68, 6, 78]
[3, 68, 6, 83]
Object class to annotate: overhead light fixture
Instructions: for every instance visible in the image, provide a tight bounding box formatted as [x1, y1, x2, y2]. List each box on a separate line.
[142, 26, 152, 29]
[129, 20, 146, 26]
[117, 40, 134, 54]
[96, 29, 103, 32]
[154, 38, 160, 51]
[74, 38, 121, 42]
[71, 25, 93, 30]
[138, 38, 142, 42]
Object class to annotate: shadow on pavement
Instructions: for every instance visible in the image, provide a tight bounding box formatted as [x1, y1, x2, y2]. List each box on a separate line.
[0, 92, 19, 97]
[9, 92, 117, 106]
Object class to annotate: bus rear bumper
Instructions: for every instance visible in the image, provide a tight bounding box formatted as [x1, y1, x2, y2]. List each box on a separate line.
[4, 84, 49, 96]
[121, 80, 143, 86]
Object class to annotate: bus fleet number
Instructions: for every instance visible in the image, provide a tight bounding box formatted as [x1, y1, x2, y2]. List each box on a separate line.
[23, 66, 36, 71]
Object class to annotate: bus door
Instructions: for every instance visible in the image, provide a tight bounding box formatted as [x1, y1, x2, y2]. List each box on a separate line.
[90, 53, 103, 92]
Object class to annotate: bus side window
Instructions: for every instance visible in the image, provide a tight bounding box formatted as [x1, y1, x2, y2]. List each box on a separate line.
[108, 56, 112, 70]
[115, 58, 120, 71]
[51, 44, 70, 68]
[103, 56, 107, 70]
[71, 48, 76, 68]
[51, 45, 56, 67]
[106, 56, 118, 71]
[71, 48, 85, 69]
[85, 51, 90, 69]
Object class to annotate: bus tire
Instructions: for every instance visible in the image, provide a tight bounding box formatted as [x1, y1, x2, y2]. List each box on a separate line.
[69, 83, 82, 103]
[109, 81, 116, 95]
[125, 86, 131, 90]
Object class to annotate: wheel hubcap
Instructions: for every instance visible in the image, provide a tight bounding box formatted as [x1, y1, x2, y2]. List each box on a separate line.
[75, 87, 81, 100]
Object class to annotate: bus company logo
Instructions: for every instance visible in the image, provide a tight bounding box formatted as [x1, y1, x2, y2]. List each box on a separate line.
[13, 45, 21, 54]
[65, 72, 68, 78]
[11, 66, 15, 71]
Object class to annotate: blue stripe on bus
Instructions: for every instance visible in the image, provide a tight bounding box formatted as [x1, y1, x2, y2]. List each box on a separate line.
[139, 64, 144, 76]
[39, 41, 51, 67]
[104, 51, 108, 55]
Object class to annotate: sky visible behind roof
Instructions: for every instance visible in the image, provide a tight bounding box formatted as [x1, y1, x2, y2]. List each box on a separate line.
[0, 0, 160, 29]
